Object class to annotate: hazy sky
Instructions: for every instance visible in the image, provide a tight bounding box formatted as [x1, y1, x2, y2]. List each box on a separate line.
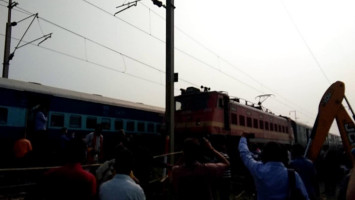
[1, 0, 355, 135]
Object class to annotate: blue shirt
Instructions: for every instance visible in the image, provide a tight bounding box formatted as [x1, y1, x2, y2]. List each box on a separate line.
[35, 111, 47, 131]
[99, 174, 145, 200]
[238, 137, 309, 200]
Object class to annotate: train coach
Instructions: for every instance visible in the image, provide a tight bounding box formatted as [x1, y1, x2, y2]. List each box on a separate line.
[0, 78, 165, 166]
[291, 120, 342, 149]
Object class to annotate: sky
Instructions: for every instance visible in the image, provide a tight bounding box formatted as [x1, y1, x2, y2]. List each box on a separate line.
[1, 0, 355, 135]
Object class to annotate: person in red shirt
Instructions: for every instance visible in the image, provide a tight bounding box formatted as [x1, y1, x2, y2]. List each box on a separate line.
[171, 137, 230, 200]
[13, 132, 32, 167]
[41, 139, 97, 200]
[13, 133, 32, 159]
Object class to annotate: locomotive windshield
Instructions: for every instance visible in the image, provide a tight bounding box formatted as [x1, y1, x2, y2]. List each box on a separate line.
[175, 93, 210, 111]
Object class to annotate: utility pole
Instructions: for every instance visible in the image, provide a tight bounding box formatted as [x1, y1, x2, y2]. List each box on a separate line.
[166, 0, 175, 160]
[289, 110, 298, 121]
[2, 0, 14, 78]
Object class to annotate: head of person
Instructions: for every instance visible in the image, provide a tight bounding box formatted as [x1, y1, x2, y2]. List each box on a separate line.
[114, 146, 134, 175]
[291, 143, 305, 159]
[183, 137, 202, 166]
[261, 141, 288, 164]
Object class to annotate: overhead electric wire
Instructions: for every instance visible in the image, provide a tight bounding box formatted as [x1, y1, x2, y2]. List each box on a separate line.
[139, 1, 315, 119]
[1, 4, 196, 89]
[0, 33, 164, 86]
[280, 0, 331, 84]
[38, 17, 164, 74]
[3, 2, 315, 121]
[12, 3, 256, 93]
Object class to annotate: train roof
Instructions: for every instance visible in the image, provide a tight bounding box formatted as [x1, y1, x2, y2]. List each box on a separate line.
[178, 87, 289, 121]
[0, 78, 165, 114]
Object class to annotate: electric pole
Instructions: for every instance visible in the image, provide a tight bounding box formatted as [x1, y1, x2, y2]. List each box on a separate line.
[2, 0, 14, 78]
[166, 0, 175, 160]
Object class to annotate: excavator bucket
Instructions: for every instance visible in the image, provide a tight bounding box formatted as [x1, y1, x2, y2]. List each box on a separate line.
[305, 81, 345, 161]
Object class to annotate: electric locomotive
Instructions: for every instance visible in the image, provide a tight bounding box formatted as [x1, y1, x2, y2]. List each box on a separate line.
[174, 86, 294, 144]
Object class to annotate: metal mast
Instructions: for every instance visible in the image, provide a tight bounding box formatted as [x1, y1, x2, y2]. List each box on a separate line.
[166, 0, 175, 158]
[2, 0, 14, 78]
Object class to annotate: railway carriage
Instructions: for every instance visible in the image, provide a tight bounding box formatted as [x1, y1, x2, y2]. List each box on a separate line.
[0, 78, 165, 166]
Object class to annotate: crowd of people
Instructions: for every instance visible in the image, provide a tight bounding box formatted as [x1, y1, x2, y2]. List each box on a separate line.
[9, 109, 354, 200]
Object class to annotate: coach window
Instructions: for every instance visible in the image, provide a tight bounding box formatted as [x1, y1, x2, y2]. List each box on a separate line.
[282, 126, 285, 133]
[247, 117, 252, 128]
[0, 107, 8, 125]
[51, 114, 64, 127]
[253, 119, 258, 128]
[69, 115, 81, 128]
[138, 122, 145, 132]
[259, 120, 264, 129]
[86, 117, 97, 129]
[286, 127, 289, 133]
[127, 121, 135, 132]
[279, 125, 282, 132]
[148, 123, 154, 133]
[239, 116, 245, 126]
[101, 118, 111, 130]
[114, 119, 124, 130]
[265, 122, 269, 130]
[274, 124, 278, 132]
[231, 114, 237, 125]
[270, 123, 274, 131]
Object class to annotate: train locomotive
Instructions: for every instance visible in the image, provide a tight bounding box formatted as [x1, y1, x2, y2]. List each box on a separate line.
[174, 86, 341, 149]
[0, 78, 165, 166]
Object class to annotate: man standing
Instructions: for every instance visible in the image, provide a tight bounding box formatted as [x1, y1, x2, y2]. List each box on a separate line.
[85, 124, 104, 163]
[42, 139, 97, 200]
[99, 147, 145, 200]
[171, 137, 230, 200]
[290, 144, 319, 200]
[239, 133, 308, 200]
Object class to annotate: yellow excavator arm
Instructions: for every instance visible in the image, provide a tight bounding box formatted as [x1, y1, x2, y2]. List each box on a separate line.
[304, 81, 355, 199]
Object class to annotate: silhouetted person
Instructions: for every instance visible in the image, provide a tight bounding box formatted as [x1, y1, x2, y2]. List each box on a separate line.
[239, 133, 308, 200]
[171, 137, 230, 200]
[58, 127, 74, 164]
[33, 105, 48, 164]
[213, 135, 232, 200]
[322, 148, 342, 197]
[59, 127, 74, 150]
[99, 147, 145, 200]
[290, 144, 319, 200]
[41, 139, 97, 200]
[85, 124, 104, 163]
[96, 130, 139, 186]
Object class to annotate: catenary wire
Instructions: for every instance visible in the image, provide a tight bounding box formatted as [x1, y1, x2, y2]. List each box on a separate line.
[1, 3, 315, 120]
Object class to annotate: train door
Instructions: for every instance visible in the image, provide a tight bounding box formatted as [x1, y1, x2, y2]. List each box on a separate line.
[25, 93, 51, 139]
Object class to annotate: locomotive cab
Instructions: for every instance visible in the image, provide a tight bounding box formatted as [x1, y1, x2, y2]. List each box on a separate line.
[175, 87, 230, 138]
